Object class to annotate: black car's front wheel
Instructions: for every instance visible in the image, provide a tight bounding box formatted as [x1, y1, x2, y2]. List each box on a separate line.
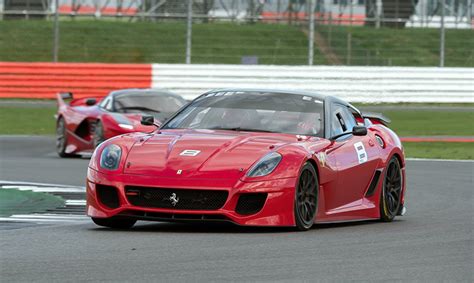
[91, 217, 137, 229]
[380, 156, 403, 222]
[294, 162, 319, 231]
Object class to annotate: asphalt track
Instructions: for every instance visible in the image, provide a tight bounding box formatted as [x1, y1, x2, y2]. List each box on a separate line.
[1, 136, 473, 282]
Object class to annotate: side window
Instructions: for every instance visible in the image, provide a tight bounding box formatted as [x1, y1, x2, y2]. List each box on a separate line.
[331, 104, 357, 137]
[339, 107, 357, 132]
[331, 105, 344, 137]
[99, 97, 112, 111]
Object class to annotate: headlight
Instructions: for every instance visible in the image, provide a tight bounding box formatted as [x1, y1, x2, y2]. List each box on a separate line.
[99, 144, 122, 170]
[247, 152, 282, 177]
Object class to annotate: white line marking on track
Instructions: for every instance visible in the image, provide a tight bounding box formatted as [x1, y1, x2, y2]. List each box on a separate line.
[0, 214, 88, 223]
[406, 158, 474, 163]
[65, 200, 87, 206]
[0, 181, 85, 193]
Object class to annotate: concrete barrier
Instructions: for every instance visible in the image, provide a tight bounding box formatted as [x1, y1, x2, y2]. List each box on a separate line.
[1, 62, 472, 103]
[151, 64, 474, 103]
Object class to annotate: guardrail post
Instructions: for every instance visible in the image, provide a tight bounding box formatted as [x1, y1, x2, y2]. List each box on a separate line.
[308, 0, 315, 66]
[439, 0, 445, 67]
[53, 0, 60, 62]
[185, 0, 193, 64]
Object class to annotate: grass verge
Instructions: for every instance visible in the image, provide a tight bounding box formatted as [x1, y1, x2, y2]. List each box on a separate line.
[0, 106, 56, 135]
[0, 102, 472, 159]
[1, 20, 473, 66]
[0, 189, 65, 217]
[403, 142, 473, 160]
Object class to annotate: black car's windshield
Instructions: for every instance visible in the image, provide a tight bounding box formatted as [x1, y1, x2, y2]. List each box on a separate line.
[113, 92, 186, 120]
[162, 91, 324, 137]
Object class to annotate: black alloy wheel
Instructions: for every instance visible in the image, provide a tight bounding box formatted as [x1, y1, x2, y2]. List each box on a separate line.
[380, 156, 403, 222]
[294, 162, 318, 231]
[56, 117, 75, 158]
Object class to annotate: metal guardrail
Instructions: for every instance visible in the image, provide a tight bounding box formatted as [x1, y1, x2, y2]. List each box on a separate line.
[151, 64, 474, 103]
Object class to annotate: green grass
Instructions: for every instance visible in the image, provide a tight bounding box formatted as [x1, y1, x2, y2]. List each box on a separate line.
[0, 20, 320, 64]
[0, 106, 56, 135]
[403, 142, 474, 160]
[0, 189, 64, 217]
[317, 26, 474, 67]
[0, 20, 473, 66]
[386, 111, 474, 136]
[0, 102, 473, 159]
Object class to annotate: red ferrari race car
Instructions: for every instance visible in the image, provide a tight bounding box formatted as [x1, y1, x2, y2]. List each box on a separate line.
[87, 89, 406, 231]
[56, 88, 187, 157]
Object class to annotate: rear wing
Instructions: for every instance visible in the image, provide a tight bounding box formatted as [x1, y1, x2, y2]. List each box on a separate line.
[56, 92, 73, 107]
[362, 112, 391, 126]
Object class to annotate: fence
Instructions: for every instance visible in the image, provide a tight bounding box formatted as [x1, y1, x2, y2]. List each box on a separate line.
[0, 0, 473, 68]
[1, 62, 472, 102]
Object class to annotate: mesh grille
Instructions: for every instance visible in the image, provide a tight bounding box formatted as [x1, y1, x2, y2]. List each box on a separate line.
[235, 193, 267, 215]
[125, 186, 228, 210]
[96, 184, 120, 209]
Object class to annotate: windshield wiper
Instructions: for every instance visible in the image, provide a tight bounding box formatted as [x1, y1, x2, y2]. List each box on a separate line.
[209, 127, 275, 133]
[116, 106, 161, 113]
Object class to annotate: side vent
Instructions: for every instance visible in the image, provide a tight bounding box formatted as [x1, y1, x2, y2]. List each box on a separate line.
[365, 170, 382, 197]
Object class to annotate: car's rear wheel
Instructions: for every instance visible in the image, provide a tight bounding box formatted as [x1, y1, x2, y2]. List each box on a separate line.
[380, 156, 403, 222]
[93, 121, 105, 148]
[91, 217, 137, 229]
[294, 162, 318, 231]
[56, 117, 75, 158]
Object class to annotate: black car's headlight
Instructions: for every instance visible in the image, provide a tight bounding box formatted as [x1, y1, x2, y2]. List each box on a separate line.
[99, 144, 122, 170]
[247, 152, 282, 177]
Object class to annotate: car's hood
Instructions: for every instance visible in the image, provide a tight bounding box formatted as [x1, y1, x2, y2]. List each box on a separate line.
[123, 130, 298, 179]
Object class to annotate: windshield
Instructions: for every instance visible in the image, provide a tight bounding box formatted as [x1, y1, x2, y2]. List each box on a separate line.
[162, 91, 324, 137]
[113, 92, 186, 120]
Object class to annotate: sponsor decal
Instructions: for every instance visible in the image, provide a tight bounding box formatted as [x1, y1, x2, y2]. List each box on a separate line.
[180, 150, 201, 156]
[354, 141, 368, 164]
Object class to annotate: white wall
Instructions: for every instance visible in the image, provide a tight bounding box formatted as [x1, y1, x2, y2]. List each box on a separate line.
[151, 64, 474, 103]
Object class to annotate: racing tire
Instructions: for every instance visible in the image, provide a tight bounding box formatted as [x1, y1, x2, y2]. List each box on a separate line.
[380, 156, 403, 222]
[93, 120, 106, 148]
[56, 117, 76, 158]
[91, 217, 137, 229]
[294, 162, 319, 231]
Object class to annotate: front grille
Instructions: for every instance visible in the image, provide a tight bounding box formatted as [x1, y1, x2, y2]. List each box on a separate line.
[96, 184, 120, 209]
[235, 193, 267, 215]
[125, 186, 228, 210]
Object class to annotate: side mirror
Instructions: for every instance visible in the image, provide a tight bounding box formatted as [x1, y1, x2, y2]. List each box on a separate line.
[352, 125, 367, 136]
[141, 115, 155, 126]
[85, 98, 97, 106]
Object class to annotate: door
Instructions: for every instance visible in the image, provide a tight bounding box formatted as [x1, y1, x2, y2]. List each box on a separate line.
[324, 103, 380, 210]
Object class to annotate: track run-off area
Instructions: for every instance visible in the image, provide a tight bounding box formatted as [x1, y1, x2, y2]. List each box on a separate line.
[0, 136, 472, 281]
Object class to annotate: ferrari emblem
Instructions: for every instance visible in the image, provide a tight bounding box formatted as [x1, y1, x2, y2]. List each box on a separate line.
[169, 193, 179, 206]
[316, 152, 327, 167]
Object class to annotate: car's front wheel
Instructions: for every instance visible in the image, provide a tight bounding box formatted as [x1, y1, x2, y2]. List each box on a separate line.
[56, 117, 76, 158]
[93, 120, 106, 148]
[380, 156, 403, 222]
[91, 217, 137, 229]
[294, 162, 319, 231]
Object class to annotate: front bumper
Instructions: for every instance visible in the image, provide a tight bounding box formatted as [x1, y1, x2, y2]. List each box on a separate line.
[86, 168, 297, 226]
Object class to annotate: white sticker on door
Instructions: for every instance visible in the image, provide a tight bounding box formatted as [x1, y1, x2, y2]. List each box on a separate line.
[354, 142, 368, 164]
